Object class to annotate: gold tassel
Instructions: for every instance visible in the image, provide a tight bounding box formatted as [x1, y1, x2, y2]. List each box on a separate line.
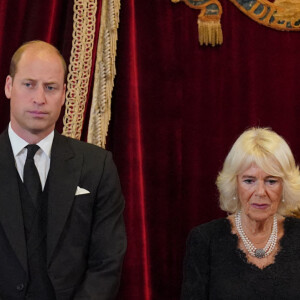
[197, 17, 223, 46]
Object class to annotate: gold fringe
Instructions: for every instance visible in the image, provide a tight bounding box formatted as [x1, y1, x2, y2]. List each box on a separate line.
[172, 0, 223, 46]
[197, 18, 223, 46]
[62, 0, 98, 140]
[87, 0, 121, 148]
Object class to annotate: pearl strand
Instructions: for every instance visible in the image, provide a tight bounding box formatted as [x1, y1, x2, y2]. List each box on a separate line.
[235, 210, 278, 259]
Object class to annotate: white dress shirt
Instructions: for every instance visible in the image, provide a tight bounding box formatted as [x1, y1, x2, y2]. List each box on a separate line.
[8, 123, 54, 190]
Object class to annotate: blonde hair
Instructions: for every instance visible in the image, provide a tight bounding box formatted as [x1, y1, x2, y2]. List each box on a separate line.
[216, 127, 300, 215]
[9, 40, 67, 80]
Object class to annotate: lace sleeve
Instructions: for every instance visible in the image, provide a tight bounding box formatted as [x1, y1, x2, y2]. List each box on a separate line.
[181, 226, 210, 300]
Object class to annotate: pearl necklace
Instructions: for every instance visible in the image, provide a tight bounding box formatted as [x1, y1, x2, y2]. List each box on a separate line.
[235, 210, 278, 259]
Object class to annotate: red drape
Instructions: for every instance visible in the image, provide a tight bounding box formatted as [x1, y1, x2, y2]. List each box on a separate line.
[108, 0, 300, 299]
[1, 0, 300, 299]
[0, 0, 74, 132]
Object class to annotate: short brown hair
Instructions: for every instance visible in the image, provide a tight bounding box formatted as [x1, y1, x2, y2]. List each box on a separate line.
[9, 40, 67, 80]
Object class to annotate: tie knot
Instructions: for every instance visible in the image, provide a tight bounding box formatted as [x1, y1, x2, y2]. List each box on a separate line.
[26, 144, 40, 159]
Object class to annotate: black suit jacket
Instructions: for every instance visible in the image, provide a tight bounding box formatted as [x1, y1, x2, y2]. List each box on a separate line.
[0, 130, 126, 299]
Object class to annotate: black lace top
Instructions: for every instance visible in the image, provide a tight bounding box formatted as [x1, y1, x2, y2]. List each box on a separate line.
[181, 217, 300, 300]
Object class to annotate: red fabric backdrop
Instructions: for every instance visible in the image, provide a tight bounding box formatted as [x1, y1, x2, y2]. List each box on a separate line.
[0, 0, 74, 131]
[1, 0, 300, 299]
[108, 0, 300, 299]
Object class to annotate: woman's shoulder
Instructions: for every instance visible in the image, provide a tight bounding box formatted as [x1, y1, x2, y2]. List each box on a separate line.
[185, 218, 237, 261]
[188, 218, 230, 241]
[277, 217, 300, 256]
[285, 216, 300, 223]
[284, 216, 300, 233]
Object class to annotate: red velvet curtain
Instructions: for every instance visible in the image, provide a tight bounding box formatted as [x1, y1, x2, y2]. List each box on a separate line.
[0, 0, 74, 131]
[108, 0, 300, 299]
[1, 0, 300, 299]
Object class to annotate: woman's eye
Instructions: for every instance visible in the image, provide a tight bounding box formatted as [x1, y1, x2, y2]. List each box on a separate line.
[243, 179, 254, 184]
[266, 179, 277, 185]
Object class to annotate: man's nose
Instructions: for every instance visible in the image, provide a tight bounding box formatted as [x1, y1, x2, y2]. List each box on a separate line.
[33, 85, 46, 104]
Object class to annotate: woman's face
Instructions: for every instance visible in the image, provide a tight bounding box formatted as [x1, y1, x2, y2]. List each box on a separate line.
[237, 164, 283, 222]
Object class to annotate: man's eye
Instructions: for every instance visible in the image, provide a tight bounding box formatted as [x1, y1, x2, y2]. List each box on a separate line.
[46, 85, 55, 91]
[23, 82, 32, 88]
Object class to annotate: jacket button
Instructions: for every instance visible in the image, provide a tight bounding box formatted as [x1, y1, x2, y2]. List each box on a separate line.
[16, 283, 24, 291]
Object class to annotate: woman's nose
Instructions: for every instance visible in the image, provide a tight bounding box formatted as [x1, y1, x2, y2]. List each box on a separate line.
[255, 180, 266, 197]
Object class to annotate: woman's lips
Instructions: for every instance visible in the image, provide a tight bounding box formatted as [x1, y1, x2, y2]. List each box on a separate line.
[251, 203, 269, 209]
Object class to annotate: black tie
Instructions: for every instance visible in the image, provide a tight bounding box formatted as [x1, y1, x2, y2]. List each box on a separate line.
[24, 144, 42, 206]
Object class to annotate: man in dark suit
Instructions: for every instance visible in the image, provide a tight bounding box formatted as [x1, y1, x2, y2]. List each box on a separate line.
[0, 40, 126, 299]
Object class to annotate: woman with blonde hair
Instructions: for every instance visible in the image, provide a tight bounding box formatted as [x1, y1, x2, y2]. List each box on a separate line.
[181, 127, 300, 299]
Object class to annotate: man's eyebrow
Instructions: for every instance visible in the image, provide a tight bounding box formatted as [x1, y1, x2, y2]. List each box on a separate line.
[20, 78, 61, 86]
[22, 78, 36, 81]
[44, 81, 59, 85]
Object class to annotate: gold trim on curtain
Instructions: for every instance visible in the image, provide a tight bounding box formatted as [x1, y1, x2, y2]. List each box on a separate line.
[87, 0, 121, 148]
[62, 0, 98, 139]
[171, 0, 223, 46]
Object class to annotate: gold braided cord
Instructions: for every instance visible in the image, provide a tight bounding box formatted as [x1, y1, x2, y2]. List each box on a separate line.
[87, 0, 121, 147]
[62, 0, 98, 139]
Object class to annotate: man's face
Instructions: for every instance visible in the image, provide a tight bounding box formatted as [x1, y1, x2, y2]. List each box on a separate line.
[5, 48, 66, 141]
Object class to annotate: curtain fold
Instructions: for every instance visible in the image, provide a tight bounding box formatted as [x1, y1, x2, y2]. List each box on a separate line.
[108, 0, 300, 299]
[113, 0, 152, 298]
[0, 0, 74, 132]
[1, 0, 300, 299]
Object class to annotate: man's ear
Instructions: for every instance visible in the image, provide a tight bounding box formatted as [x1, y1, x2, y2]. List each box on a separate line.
[61, 83, 66, 107]
[4, 76, 13, 99]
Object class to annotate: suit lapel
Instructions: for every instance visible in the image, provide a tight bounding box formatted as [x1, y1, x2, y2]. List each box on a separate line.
[47, 132, 83, 265]
[0, 130, 27, 273]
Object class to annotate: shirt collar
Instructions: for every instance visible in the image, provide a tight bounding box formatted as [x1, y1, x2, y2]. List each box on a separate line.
[8, 123, 54, 158]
